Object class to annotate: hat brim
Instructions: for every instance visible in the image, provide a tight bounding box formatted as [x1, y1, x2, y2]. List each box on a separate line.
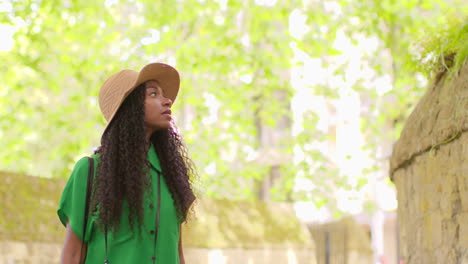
[131, 62, 180, 103]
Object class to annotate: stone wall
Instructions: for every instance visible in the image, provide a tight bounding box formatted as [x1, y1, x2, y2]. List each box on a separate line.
[309, 217, 373, 264]
[184, 248, 314, 264]
[0, 172, 315, 264]
[390, 60, 468, 263]
[0, 241, 316, 264]
[182, 198, 316, 264]
[0, 241, 61, 264]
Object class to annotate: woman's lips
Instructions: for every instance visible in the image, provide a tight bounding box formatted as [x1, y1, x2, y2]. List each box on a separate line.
[162, 110, 172, 119]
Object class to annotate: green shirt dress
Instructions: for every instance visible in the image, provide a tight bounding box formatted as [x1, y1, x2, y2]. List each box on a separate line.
[57, 144, 180, 263]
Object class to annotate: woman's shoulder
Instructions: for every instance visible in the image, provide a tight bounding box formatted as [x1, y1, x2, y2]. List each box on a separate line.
[69, 154, 99, 179]
[69, 156, 89, 173]
[75, 156, 91, 166]
[76, 152, 100, 165]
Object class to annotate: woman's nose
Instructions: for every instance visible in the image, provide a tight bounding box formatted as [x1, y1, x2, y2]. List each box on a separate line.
[164, 97, 173, 107]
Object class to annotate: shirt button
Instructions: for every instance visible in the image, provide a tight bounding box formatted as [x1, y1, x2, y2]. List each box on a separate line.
[150, 230, 155, 235]
[149, 204, 154, 209]
[151, 256, 156, 261]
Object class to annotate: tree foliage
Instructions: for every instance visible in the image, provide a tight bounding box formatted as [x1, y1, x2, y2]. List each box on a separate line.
[0, 0, 466, 206]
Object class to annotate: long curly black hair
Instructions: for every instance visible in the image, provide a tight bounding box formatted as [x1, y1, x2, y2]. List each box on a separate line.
[92, 84, 196, 232]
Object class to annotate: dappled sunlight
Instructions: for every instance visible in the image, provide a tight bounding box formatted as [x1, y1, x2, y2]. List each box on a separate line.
[208, 249, 227, 264]
[287, 249, 298, 264]
[0, 24, 14, 52]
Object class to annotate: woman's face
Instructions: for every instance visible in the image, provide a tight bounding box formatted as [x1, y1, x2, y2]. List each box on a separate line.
[144, 80, 173, 132]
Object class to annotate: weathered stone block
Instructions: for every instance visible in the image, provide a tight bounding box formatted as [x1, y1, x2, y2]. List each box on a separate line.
[458, 213, 468, 248]
[421, 184, 440, 212]
[390, 56, 468, 263]
[442, 220, 458, 246]
[461, 189, 468, 213]
[460, 250, 468, 264]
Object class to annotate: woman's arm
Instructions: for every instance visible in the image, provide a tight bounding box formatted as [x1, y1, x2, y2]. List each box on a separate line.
[179, 225, 185, 264]
[61, 221, 86, 264]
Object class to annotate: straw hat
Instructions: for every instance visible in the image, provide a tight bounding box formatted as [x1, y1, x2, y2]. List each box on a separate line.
[98, 62, 180, 134]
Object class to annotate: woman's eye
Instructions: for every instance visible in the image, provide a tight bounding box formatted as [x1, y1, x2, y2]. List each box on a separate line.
[150, 92, 157, 96]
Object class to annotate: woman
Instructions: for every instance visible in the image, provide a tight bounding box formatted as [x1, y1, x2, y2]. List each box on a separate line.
[58, 63, 196, 264]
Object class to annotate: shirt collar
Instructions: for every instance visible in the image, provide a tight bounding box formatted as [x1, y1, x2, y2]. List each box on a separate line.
[148, 144, 162, 173]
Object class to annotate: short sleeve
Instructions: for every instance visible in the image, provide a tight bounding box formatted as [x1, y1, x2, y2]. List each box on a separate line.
[57, 156, 95, 242]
